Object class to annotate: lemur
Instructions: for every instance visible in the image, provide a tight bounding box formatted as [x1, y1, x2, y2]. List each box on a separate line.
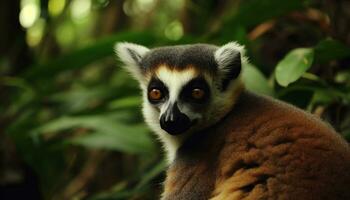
[115, 42, 350, 200]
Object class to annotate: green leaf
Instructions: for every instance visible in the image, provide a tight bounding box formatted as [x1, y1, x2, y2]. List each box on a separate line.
[275, 48, 314, 87]
[32, 113, 155, 154]
[50, 85, 114, 113]
[235, 0, 306, 28]
[24, 31, 158, 80]
[32, 113, 131, 134]
[314, 39, 350, 63]
[242, 63, 274, 96]
[217, 0, 307, 40]
[68, 129, 153, 155]
[1, 77, 35, 116]
[343, 130, 350, 142]
[310, 89, 335, 105]
[108, 96, 142, 110]
[89, 159, 166, 200]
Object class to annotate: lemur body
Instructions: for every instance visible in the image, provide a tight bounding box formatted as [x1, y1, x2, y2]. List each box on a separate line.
[116, 42, 350, 200]
[163, 91, 350, 199]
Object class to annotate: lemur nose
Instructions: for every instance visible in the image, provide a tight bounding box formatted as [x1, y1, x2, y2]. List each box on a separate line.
[160, 103, 192, 135]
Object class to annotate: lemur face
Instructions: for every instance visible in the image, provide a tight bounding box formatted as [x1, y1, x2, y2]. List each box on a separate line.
[116, 42, 245, 136]
[146, 66, 211, 135]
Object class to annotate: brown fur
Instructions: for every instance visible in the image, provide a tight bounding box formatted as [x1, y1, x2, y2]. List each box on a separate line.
[162, 90, 350, 200]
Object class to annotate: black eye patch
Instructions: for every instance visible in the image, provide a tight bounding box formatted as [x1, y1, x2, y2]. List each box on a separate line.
[147, 78, 168, 104]
[180, 77, 210, 104]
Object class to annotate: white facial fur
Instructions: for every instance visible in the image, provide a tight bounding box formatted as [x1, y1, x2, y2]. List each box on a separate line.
[142, 67, 243, 163]
[115, 41, 247, 163]
[156, 67, 202, 121]
[143, 67, 202, 162]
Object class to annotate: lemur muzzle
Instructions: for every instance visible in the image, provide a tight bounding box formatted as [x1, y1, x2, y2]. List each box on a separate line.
[160, 103, 192, 135]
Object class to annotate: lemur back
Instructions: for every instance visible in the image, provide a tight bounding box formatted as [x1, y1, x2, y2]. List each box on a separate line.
[163, 91, 350, 200]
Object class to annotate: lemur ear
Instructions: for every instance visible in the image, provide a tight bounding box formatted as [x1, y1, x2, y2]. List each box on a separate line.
[214, 42, 245, 90]
[115, 42, 150, 83]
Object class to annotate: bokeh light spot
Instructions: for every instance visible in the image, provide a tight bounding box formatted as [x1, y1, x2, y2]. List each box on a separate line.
[55, 22, 75, 47]
[19, 3, 40, 28]
[123, 0, 155, 16]
[26, 18, 45, 47]
[48, 0, 66, 17]
[70, 0, 91, 21]
[164, 20, 183, 41]
[136, 0, 155, 12]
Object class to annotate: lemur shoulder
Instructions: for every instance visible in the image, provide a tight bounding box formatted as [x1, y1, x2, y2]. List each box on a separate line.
[115, 42, 350, 200]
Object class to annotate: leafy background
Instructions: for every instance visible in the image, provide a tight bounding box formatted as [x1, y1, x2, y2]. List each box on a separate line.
[1, 0, 349, 199]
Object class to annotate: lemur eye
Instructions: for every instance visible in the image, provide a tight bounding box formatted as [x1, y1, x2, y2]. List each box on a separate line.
[149, 88, 163, 101]
[191, 88, 205, 100]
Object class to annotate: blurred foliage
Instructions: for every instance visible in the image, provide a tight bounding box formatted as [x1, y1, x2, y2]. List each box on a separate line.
[1, 0, 350, 199]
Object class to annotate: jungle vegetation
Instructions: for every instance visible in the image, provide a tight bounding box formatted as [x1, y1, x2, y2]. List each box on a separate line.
[1, 0, 349, 199]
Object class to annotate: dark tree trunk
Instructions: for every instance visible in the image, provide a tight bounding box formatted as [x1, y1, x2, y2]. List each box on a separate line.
[325, 0, 350, 46]
[0, 0, 41, 199]
[0, 0, 32, 75]
[180, 0, 229, 34]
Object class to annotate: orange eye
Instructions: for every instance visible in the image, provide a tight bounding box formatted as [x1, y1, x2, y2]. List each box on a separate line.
[191, 88, 205, 99]
[149, 89, 163, 101]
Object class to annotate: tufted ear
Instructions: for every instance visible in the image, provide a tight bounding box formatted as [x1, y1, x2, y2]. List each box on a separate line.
[214, 42, 245, 90]
[114, 42, 150, 83]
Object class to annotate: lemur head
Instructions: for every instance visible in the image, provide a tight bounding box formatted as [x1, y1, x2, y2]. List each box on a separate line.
[115, 42, 246, 159]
